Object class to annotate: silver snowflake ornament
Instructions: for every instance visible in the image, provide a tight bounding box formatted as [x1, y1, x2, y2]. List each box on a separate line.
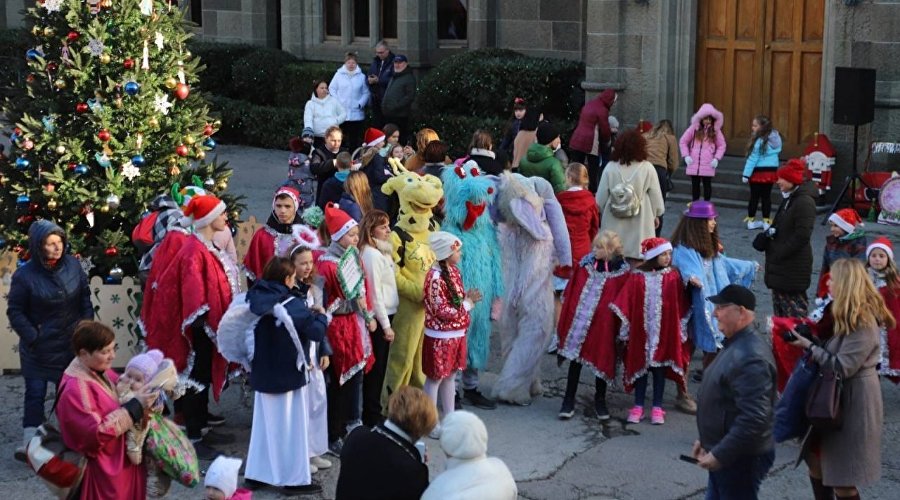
[78, 256, 95, 275]
[43, 0, 63, 13]
[154, 94, 172, 115]
[121, 161, 141, 181]
[88, 38, 105, 57]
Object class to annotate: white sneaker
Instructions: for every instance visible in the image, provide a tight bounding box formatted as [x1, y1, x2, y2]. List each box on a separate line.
[746, 219, 763, 230]
[310, 463, 318, 474]
[428, 424, 442, 440]
[310, 455, 332, 469]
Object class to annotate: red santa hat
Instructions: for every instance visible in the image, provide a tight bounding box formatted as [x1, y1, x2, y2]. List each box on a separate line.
[364, 128, 386, 148]
[803, 132, 836, 158]
[637, 120, 653, 134]
[867, 236, 894, 261]
[272, 185, 300, 212]
[183, 194, 226, 229]
[828, 208, 863, 234]
[325, 202, 357, 241]
[777, 158, 806, 185]
[640, 237, 673, 261]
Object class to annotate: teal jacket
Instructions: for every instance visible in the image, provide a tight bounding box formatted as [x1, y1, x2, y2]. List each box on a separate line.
[518, 143, 566, 193]
[742, 131, 782, 178]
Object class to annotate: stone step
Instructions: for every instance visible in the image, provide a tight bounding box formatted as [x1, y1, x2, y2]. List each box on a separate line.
[666, 155, 782, 210]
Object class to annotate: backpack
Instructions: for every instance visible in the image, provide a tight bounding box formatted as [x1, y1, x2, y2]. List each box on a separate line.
[217, 293, 303, 372]
[131, 211, 159, 255]
[608, 167, 642, 218]
[26, 384, 86, 500]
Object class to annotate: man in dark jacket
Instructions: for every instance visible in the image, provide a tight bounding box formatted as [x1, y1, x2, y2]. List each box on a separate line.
[367, 41, 395, 128]
[763, 158, 817, 317]
[381, 55, 416, 144]
[693, 285, 776, 499]
[7, 220, 93, 460]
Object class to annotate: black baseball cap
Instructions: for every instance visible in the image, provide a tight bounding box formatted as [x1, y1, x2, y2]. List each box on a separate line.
[393, 54, 408, 63]
[706, 284, 756, 311]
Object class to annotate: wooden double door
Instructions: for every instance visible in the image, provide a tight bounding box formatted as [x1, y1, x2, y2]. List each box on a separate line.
[695, 0, 825, 157]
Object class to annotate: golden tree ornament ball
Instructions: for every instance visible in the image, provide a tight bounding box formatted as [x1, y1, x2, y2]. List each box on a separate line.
[55, 145, 66, 154]
[217, 181, 228, 191]
[99, 53, 111, 64]
[54, 79, 66, 89]
[99, 204, 110, 213]
[184, 135, 195, 145]
[148, 116, 160, 128]
[47, 199, 58, 210]
[43, 27, 54, 37]
[165, 77, 177, 89]
[195, 150, 206, 160]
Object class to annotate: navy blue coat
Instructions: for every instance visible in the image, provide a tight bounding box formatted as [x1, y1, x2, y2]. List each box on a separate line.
[248, 280, 327, 394]
[363, 153, 392, 212]
[7, 220, 93, 381]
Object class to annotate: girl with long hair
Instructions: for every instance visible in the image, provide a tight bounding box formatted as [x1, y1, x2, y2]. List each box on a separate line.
[358, 210, 398, 426]
[341, 171, 374, 221]
[741, 115, 782, 230]
[679, 103, 726, 201]
[865, 237, 900, 381]
[788, 259, 894, 500]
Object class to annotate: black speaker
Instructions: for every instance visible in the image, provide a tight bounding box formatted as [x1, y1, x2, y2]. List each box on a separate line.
[833, 67, 875, 126]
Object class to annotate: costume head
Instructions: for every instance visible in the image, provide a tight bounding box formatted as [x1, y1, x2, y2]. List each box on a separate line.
[441, 160, 496, 232]
[382, 157, 443, 231]
[126, 349, 164, 382]
[325, 202, 357, 241]
[828, 208, 863, 234]
[183, 194, 226, 229]
[495, 173, 571, 266]
[170, 175, 207, 209]
[868, 236, 894, 261]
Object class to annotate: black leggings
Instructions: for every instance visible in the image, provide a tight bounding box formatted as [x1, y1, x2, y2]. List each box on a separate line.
[653, 165, 669, 236]
[748, 183, 773, 219]
[691, 175, 712, 201]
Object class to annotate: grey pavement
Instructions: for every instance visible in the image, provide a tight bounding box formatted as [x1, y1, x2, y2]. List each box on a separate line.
[3, 144, 900, 499]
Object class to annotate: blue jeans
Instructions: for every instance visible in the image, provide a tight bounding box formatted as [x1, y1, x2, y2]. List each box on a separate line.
[24, 377, 56, 428]
[706, 449, 775, 500]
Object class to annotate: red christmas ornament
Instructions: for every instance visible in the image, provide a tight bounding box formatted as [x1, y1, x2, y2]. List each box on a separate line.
[66, 31, 79, 42]
[104, 247, 118, 257]
[29, 202, 39, 212]
[46, 61, 58, 72]
[25, 73, 35, 83]
[175, 144, 189, 157]
[97, 129, 111, 142]
[175, 83, 190, 100]
[18, 215, 35, 225]
[76, 102, 89, 113]
[67, 162, 77, 171]
[123, 58, 135, 70]
[203, 123, 214, 136]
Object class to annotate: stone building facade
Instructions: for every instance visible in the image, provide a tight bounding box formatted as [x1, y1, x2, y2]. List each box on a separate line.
[4, 1, 899, 165]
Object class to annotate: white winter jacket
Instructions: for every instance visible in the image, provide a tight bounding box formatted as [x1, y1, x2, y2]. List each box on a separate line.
[361, 243, 399, 329]
[329, 65, 370, 122]
[303, 94, 346, 137]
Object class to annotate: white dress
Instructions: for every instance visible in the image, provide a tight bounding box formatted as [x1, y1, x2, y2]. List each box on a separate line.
[245, 387, 311, 486]
[306, 284, 329, 458]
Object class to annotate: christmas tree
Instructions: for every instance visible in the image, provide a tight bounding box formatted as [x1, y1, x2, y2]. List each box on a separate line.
[0, 0, 240, 280]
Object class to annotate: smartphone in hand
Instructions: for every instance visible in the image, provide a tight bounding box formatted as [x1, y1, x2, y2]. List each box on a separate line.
[679, 454, 699, 464]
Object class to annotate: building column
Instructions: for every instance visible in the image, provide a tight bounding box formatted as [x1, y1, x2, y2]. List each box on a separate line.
[467, 0, 495, 50]
[397, 0, 438, 64]
[655, 0, 698, 133]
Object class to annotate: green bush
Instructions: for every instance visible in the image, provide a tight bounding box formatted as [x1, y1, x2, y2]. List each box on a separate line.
[231, 49, 301, 105]
[416, 48, 585, 125]
[209, 95, 298, 150]
[188, 40, 258, 97]
[272, 62, 341, 109]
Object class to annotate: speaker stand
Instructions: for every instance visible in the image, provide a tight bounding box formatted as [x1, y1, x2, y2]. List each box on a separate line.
[823, 124, 867, 225]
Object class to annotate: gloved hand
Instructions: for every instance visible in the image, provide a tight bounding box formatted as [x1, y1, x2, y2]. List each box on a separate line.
[742, 176, 749, 184]
[711, 159, 719, 169]
[684, 156, 693, 165]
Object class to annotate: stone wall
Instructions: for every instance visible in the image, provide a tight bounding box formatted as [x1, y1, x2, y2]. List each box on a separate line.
[493, 0, 585, 60]
[4, 1, 27, 29]
[198, 0, 279, 47]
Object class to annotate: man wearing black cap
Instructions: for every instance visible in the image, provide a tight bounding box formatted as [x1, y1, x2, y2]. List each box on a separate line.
[518, 121, 567, 193]
[381, 54, 416, 144]
[692, 284, 776, 499]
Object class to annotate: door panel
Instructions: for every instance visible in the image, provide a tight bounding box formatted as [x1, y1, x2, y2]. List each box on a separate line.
[696, 0, 824, 157]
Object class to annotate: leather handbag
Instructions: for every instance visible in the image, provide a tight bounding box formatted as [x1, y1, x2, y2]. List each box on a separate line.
[805, 343, 844, 431]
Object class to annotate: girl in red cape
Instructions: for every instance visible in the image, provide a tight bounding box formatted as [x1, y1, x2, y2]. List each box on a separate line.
[556, 230, 630, 421]
[612, 237, 690, 425]
[866, 237, 900, 382]
[140, 195, 239, 449]
[316, 203, 376, 453]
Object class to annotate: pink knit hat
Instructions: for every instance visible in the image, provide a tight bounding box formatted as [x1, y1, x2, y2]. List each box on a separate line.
[126, 349, 165, 382]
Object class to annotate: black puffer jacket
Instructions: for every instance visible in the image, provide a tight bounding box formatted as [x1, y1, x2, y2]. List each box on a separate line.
[696, 326, 776, 467]
[7, 220, 93, 381]
[764, 181, 817, 292]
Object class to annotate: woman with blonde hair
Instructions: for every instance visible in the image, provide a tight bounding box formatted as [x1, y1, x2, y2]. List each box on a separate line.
[788, 258, 894, 500]
[340, 171, 374, 221]
[405, 128, 442, 172]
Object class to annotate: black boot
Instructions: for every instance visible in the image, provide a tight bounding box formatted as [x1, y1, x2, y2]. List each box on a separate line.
[809, 476, 834, 500]
[594, 377, 610, 420]
[559, 362, 581, 419]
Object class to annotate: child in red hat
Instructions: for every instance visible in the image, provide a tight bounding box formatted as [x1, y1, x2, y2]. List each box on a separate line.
[613, 237, 690, 425]
[316, 203, 376, 454]
[866, 237, 900, 381]
[818, 208, 867, 297]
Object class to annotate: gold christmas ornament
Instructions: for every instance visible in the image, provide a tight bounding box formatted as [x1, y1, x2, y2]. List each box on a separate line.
[47, 199, 58, 210]
[216, 181, 228, 191]
[169, 166, 181, 176]
[167, 157, 178, 167]
[43, 27, 54, 37]
[213, 119, 222, 128]
[184, 135, 195, 145]
[184, 50, 192, 58]
[148, 116, 159, 128]
[99, 53, 111, 64]
[54, 79, 66, 89]
[164, 77, 177, 89]
[195, 150, 206, 160]
[99, 204, 110, 213]
[55, 144, 66, 154]
[31, 26, 41, 36]
[230, 210, 241, 220]
[114, 97, 123, 108]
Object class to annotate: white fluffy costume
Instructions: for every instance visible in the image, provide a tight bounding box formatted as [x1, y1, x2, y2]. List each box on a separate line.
[440, 162, 504, 378]
[492, 173, 572, 404]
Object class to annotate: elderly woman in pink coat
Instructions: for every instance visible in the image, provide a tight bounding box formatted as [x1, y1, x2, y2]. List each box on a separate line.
[679, 103, 726, 202]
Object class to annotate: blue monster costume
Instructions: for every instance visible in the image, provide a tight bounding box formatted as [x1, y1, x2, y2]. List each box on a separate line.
[440, 161, 504, 397]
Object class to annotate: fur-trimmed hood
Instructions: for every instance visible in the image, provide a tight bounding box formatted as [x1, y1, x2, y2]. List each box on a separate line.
[689, 103, 724, 133]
